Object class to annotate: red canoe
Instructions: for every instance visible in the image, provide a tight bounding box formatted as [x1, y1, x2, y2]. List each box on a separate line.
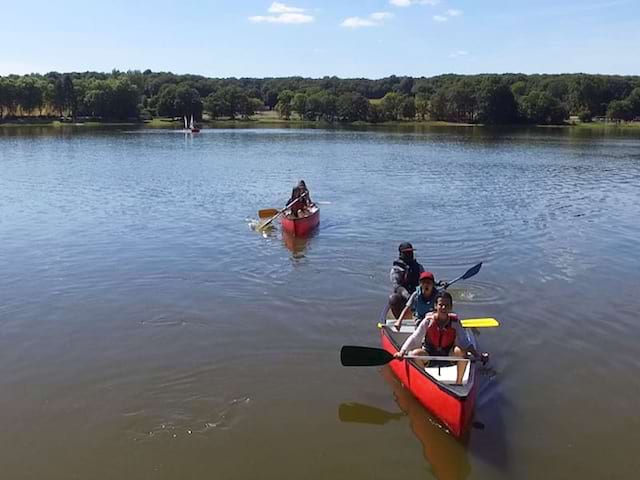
[378, 306, 479, 439]
[281, 205, 320, 237]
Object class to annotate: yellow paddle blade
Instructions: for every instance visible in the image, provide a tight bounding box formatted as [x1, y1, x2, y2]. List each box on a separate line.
[461, 318, 499, 328]
[378, 319, 499, 329]
[258, 208, 279, 219]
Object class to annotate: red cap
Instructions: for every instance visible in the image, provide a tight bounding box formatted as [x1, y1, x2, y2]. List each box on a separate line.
[419, 271, 435, 282]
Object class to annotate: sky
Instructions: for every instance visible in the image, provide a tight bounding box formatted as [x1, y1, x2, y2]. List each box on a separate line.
[1, 0, 639, 78]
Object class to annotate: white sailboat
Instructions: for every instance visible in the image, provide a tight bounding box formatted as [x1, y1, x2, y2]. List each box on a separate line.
[189, 114, 200, 133]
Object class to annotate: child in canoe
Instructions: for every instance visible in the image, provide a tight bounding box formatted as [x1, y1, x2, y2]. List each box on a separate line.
[394, 291, 484, 385]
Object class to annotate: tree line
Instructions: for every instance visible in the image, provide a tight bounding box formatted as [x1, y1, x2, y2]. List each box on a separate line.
[1, 70, 639, 124]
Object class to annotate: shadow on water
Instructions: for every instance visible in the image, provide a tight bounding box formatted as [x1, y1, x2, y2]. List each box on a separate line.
[468, 370, 512, 477]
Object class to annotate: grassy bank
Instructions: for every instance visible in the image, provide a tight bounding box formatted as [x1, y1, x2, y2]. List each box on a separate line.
[2, 114, 640, 130]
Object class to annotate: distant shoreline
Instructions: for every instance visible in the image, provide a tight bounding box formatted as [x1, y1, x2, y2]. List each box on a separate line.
[2, 116, 640, 130]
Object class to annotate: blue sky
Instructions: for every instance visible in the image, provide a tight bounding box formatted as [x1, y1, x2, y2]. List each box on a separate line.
[2, 0, 638, 78]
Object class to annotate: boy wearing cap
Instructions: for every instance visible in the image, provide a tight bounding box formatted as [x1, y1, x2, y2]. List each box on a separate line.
[389, 242, 424, 318]
[411, 271, 440, 321]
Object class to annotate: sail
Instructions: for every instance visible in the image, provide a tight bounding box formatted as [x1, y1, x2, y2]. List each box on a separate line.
[190, 115, 194, 129]
[184, 116, 188, 129]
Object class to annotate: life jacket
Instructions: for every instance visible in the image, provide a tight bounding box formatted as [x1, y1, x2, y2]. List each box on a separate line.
[393, 258, 421, 291]
[425, 314, 459, 350]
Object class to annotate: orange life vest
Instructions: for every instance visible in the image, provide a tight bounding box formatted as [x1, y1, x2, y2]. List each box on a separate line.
[425, 313, 458, 350]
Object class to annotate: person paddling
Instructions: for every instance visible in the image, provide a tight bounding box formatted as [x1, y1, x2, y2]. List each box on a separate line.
[394, 292, 484, 385]
[389, 242, 424, 319]
[287, 180, 312, 218]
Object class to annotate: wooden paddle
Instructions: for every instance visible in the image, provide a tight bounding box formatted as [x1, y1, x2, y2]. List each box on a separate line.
[258, 208, 279, 219]
[394, 262, 483, 330]
[256, 192, 307, 232]
[340, 346, 474, 367]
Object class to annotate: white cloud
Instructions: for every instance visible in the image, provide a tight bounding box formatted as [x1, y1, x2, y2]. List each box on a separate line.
[432, 8, 463, 22]
[449, 50, 469, 58]
[268, 2, 304, 13]
[390, 0, 439, 6]
[341, 17, 376, 27]
[370, 12, 394, 21]
[341, 11, 394, 28]
[249, 3, 314, 24]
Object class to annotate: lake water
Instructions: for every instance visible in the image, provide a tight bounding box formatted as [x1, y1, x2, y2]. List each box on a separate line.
[1, 125, 639, 479]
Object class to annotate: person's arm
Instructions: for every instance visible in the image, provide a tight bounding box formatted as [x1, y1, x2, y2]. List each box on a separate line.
[396, 318, 429, 357]
[410, 292, 420, 318]
[390, 267, 410, 300]
[452, 316, 476, 354]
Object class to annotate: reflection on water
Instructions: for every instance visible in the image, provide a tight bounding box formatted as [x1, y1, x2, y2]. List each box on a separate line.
[379, 367, 472, 480]
[339, 368, 472, 480]
[338, 401, 405, 425]
[282, 230, 316, 258]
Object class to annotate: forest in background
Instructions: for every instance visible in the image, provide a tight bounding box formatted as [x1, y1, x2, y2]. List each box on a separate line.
[1, 70, 640, 125]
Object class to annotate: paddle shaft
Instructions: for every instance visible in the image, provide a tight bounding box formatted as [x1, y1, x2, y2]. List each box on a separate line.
[340, 345, 483, 367]
[404, 355, 471, 362]
[258, 192, 307, 230]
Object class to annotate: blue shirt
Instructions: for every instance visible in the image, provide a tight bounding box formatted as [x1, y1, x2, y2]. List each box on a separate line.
[411, 286, 441, 319]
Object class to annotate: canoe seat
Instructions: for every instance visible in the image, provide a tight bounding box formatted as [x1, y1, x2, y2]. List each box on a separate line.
[425, 363, 470, 385]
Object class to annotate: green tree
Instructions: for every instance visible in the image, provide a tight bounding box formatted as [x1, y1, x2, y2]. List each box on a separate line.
[429, 90, 448, 121]
[203, 91, 229, 118]
[476, 76, 519, 124]
[291, 93, 307, 119]
[569, 76, 604, 116]
[336, 93, 368, 122]
[627, 88, 640, 117]
[202, 86, 251, 119]
[174, 84, 202, 118]
[367, 103, 385, 123]
[275, 90, 294, 119]
[447, 81, 476, 122]
[381, 92, 402, 120]
[242, 97, 263, 119]
[109, 77, 140, 119]
[519, 91, 567, 124]
[401, 96, 416, 120]
[415, 93, 430, 120]
[0, 77, 16, 118]
[156, 84, 178, 117]
[62, 74, 76, 118]
[511, 81, 527, 98]
[607, 100, 633, 122]
[17, 77, 44, 115]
